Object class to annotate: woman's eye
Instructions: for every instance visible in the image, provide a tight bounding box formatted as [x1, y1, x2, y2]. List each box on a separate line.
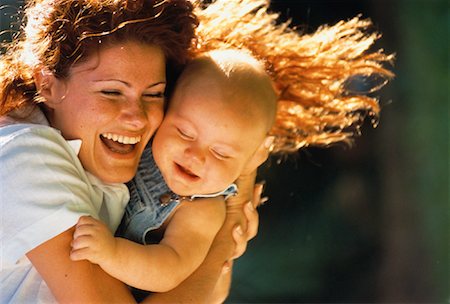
[177, 128, 194, 140]
[101, 90, 121, 96]
[143, 92, 165, 99]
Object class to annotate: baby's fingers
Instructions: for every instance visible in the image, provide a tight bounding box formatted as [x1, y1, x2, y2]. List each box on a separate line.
[73, 216, 105, 238]
[76, 215, 98, 226]
[73, 223, 96, 240]
[71, 234, 94, 251]
[70, 234, 99, 262]
[70, 246, 95, 262]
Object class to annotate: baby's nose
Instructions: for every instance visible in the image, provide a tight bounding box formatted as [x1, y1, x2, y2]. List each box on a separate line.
[184, 145, 206, 165]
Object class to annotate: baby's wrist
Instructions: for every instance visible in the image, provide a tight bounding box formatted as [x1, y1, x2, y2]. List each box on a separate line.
[99, 238, 120, 269]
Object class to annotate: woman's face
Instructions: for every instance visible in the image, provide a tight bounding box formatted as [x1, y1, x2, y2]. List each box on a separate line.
[45, 42, 166, 183]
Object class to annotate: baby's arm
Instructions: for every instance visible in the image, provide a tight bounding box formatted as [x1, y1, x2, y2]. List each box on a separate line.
[71, 197, 226, 292]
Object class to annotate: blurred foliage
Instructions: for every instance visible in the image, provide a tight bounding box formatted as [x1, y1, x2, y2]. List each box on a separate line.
[394, 0, 449, 301]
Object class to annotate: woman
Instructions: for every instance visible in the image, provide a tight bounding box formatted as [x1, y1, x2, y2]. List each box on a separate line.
[0, 0, 260, 302]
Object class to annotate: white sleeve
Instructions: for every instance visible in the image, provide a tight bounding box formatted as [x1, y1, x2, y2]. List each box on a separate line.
[0, 125, 98, 265]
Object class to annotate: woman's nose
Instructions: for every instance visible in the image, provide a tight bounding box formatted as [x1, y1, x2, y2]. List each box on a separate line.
[120, 99, 147, 129]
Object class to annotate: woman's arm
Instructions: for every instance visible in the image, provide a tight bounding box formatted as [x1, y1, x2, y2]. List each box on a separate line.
[27, 226, 136, 303]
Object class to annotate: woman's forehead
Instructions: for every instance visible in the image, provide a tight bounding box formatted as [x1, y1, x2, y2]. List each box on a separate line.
[69, 42, 166, 81]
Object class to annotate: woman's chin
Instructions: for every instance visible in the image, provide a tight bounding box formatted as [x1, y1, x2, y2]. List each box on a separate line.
[93, 166, 136, 184]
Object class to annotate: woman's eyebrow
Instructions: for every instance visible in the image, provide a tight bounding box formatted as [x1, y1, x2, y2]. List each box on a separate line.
[92, 79, 166, 88]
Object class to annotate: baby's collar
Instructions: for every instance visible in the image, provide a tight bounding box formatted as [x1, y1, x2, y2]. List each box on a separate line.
[159, 183, 238, 206]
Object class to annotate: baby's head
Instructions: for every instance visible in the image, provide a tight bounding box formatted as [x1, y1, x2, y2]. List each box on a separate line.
[153, 49, 276, 196]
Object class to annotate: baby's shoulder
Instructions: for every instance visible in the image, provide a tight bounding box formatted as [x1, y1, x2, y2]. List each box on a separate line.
[191, 196, 226, 219]
[170, 196, 226, 230]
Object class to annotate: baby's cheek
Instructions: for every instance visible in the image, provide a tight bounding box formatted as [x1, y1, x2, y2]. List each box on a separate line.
[219, 163, 241, 184]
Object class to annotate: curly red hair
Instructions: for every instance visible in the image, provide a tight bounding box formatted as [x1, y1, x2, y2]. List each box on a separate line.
[194, 0, 394, 152]
[0, 0, 198, 116]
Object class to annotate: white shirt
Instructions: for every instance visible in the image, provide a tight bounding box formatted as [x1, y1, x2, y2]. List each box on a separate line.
[0, 109, 129, 303]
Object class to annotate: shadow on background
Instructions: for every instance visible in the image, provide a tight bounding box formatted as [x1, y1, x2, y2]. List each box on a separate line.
[1, 0, 448, 303]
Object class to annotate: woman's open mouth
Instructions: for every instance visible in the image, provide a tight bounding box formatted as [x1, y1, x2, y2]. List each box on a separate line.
[100, 133, 141, 154]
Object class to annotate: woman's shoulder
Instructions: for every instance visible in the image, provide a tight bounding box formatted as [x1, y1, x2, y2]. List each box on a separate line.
[1, 122, 60, 140]
[0, 123, 73, 156]
[0, 122, 86, 186]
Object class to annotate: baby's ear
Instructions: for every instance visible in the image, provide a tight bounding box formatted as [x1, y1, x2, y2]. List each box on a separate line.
[241, 136, 274, 175]
[33, 69, 59, 108]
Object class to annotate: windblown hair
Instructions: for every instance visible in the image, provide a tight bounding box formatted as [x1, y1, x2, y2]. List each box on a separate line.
[0, 0, 198, 116]
[194, 0, 394, 153]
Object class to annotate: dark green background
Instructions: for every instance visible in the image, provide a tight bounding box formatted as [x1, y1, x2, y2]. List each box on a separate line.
[228, 1, 449, 303]
[1, 0, 448, 303]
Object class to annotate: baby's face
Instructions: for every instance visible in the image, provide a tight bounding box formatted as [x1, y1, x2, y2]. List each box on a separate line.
[152, 76, 268, 196]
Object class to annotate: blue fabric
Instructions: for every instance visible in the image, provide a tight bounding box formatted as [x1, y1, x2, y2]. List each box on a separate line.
[115, 145, 179, 244]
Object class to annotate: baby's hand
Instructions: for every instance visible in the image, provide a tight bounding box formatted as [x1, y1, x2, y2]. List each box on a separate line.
[70, 216, 117, 266]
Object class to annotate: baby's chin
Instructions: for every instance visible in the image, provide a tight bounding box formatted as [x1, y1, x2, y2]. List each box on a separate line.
[165, 181, 196, 197]
[169, 182, 229, 198]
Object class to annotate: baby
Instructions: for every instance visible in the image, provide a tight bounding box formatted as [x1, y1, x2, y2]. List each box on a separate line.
[70, 49, 277, 292]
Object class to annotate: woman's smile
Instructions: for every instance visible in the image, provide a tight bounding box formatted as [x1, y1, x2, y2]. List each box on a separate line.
[100, 133, 141, 154]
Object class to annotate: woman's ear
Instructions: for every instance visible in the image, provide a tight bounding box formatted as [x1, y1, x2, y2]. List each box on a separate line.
[33, 69, 60, 108]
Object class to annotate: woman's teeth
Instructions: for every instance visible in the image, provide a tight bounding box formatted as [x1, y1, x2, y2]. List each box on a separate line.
[101, 133, 141, 144]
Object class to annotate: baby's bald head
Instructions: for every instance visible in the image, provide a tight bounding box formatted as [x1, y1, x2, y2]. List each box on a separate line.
[174, 49, 277, 133]
[153, 50, 278, 195]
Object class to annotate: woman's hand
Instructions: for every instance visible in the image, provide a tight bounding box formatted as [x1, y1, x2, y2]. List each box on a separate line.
[229, 182, 264, 259]
[210, 181, 265, 303]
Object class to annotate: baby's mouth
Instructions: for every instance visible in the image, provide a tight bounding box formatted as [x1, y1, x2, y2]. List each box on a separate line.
[175, 163, 200, 180]
[100, 133, 141, 154]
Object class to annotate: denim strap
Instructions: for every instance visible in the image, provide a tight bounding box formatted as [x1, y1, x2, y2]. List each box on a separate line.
[159, 183, 238, 206]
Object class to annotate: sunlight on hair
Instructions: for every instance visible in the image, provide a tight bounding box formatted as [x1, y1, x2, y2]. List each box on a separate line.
[194, 0, 394, 153]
